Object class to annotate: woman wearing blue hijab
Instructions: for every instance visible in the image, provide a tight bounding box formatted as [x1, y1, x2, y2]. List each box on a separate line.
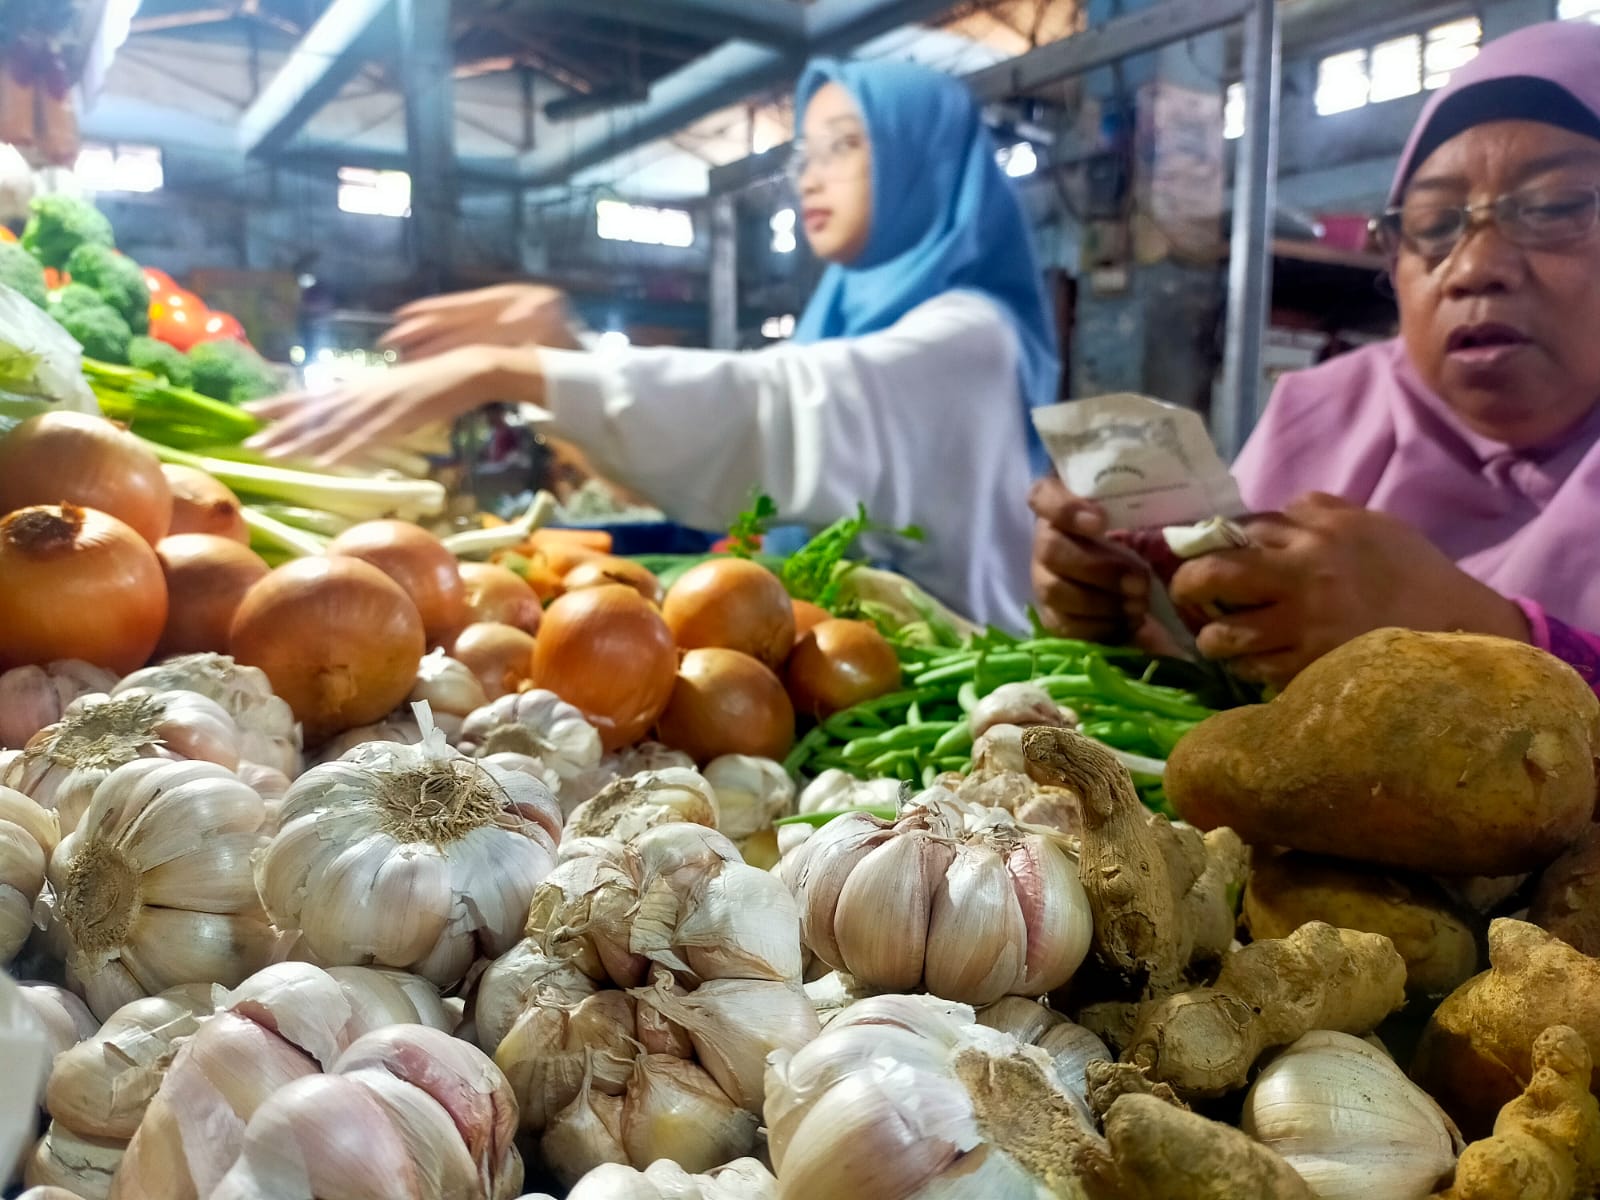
[248, 58, 1061, 627]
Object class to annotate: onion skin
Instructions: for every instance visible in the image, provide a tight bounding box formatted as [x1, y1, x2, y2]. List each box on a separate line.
[0, 504, 167, 674]
[792, 599, 831, 641]
[532, 584, 677, 752]
[785, 619, 902, 718]
[451, 621, 537, 700]
[162, 464, 248, 543]
[0, 411, 173, 545]
[460, 562, 542, 635]
[327, 519, 469, 648]
[230, 556, 425, 742]
[656, 647, 795, 763]
[154, 534, 270, 659]
[661, 558, 795, 669]
[562, 556, 664, 606]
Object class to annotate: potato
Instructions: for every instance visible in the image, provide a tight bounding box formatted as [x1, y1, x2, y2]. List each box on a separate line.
[1530, 824, 1600, 957]
[1411, 919, 1600, 1139]
[1243, 849, 1481, 997]
[1167, 628, 1600, 876]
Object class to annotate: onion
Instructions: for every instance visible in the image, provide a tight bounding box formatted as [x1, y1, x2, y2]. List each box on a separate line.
[154, 533, 270, 658]
[785, 618, 902, 718]
[661, 558, 795, 669]
[162, 464, 248, 542]
[563, 555, 664, 606]
[0, 412, 173, 545]
[460, 562, 542, 635]
[655, 647, 795, 763]
[792, 599, 831, 641]
[230, 556, 425, 742]
[451, 621, 537, 700]
[532, 584, 677, 752]
[327, 519, 469, 648]
[0, 504, 167, 674]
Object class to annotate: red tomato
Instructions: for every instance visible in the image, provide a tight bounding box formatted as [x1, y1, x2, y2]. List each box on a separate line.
[41, 268, 66, 290]
[197, 311, 246, 344]
[152, 303, 208, 351]
[142, 266, 176, 295]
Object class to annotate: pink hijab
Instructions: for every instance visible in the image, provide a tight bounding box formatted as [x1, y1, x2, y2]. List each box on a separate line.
[1233, 21, 1600, 630]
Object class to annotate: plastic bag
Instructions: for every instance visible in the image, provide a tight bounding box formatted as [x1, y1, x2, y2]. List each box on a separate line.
[0, 968, 52, 1183]
[0, 281, 99, 438]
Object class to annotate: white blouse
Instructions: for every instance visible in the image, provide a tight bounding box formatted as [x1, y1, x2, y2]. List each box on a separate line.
[535, 290, 1036, 629]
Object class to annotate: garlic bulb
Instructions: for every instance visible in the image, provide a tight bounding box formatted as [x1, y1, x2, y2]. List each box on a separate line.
[2, 967, 55, 1179]
[410, 648, 490, 720]
[608, 743, 695, 776]
[110, 961, 454, 1199]
[702, 755, 793, 843]
[25, 1124, 124, 1199]
[483, 823, 814, 1181]
[779, 792, 1092, 1004]
[19, 982, 98, 1063]
[114, 654, 301, 777]
[256, 709, 562, 988]
[5, 690, 243, 834]
[977, 996, 1108, 1124]
[0, 661, 118, 751]
[310, 711, 424, 765]
[456, 691, 603, 791]
[765, 993, 1096, 1199]
[1242, 1030, 1458, 1200]
[970, 686, 1072, 741]
[957, 725, 1082, 833]
[552, 1156, 779, 1200]
[41, 758, 276, 1020]
[19, 1185, 97, 1200]
[566, 768, 719, 842]
[796, 769, 902, 815]
[0, 786, 57, 964]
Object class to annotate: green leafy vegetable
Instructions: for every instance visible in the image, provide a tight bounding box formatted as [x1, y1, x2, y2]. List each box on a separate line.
[726, 491, 777, 558]
[780, 504, 923, 609]
[21, 195, 115, 270]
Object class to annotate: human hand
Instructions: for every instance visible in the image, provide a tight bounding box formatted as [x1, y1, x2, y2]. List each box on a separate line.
[380, 284, 580, 360]
[245, 346, 532, 465]
[1029, 476, 1155, 645]
[1169, 492, 1528, 686]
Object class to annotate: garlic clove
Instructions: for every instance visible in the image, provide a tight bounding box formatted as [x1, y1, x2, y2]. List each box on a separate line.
[976, 996, 1063, 1045]
[0, 790, 53, 962]
[562, 1161, 663, 1200]
[833, 830, 954, 992]
[541, 1073, 629, 1188]
[25, 1123, 124, 1200]
[306, 835, 456, 967]
[338, 1067, 487, 1199]
[494, 993, 635, 1132]
[473, 942, 599, 1055]
[621, 1055, 758, 1175]
[120, 907, 279, 996]
[634, 967, 694, 1059]
[1005, 836, 1092, 996]
[19, 982, 98, 1062]
[922, 842, 1029, 1005]
[631, 823, 741, 894]
[327, 965, 452, 1040]
[784, 812, 894, 971]
[672, 862, 805, 984]
[411, 650, 491, 721]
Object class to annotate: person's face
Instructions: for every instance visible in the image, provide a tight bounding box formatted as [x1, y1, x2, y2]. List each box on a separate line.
[795, 82, 873, 264]
[1393, 121, 1600, 447]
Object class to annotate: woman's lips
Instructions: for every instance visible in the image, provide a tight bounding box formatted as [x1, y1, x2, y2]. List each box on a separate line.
[1445, 322, 1532, 368]
[803, 208, 831, 233]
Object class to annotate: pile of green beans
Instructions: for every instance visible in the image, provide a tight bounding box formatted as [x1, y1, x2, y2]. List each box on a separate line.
[783, 635, 1215, 807]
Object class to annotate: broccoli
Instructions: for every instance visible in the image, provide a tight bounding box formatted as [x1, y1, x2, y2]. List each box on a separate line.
[188, 339, 278, 405]
[128, 335, 192, 388]
[0, 241, 48, 308]
[64, 244, 148, 334]
[21, 195, 116, 271]
[48, 284, 133, 364]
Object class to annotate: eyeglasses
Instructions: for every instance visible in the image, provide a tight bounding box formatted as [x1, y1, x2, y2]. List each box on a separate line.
[1372, 184, 1600, 261]
[785, 132, 868, 188]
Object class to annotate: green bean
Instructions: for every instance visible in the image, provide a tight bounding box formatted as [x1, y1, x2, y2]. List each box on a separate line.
[1085, 656, 1213, 721]
[931, 721, 974, 758]
[956, 681, 979, 714]
[782, 725, 832, 774]
[774, 806, 899, 828]
[906, 699, 923, 726]
[867, 747, 919, 775]
[842, 721, 960, 762]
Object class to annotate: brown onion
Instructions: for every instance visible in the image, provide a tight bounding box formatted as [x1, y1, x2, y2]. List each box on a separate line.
[0, 411, 172, 544]
[792, 599, 831, 641]
[459, 562, 542, 635]
[161, 464, 248, 542]
[0, 504, 167, 674]
[562, 555, 664, 606]
[785, 618, 902, 718]
[655, 647, 794, 763]
[327, 519, 469, 648]
[230, 556, 424, 742]
[532, 584, 677, 752]
[661, 558, 795, 669]
[154, 533, 269, 658]
[451, 621, 537, 700]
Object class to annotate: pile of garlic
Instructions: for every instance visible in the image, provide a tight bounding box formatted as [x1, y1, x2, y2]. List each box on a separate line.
[0, 661, 117, 752]
[519, 1157, 778, 1200]
[476, 823, 817, 1185]
[113, 655, 302, 778]
[779, 790, 1092, 1005]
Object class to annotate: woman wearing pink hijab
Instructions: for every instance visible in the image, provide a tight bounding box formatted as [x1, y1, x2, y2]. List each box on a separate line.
[1030, 20, 1600, 691]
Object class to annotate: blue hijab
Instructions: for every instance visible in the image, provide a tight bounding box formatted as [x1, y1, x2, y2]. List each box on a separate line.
[792, 57, 1061, 454]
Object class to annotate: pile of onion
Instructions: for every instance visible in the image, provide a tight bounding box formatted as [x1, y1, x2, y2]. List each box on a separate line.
[655, 647, 794, 763]
[327, 519, 468, 648]
[452, 622, 537, 700]
[154, 534, 270, 658]
[230, 556, 424, 742]
[532, 584, 676, 751]
[786, 618, 901, 717]
[0, 412, 172, 545]
[161, 464, 248, 543]
[662, 558, 795, 669]
[460, 562, 542, 635]
[0, 504, 167, 674]
[562, 556, 663, 606]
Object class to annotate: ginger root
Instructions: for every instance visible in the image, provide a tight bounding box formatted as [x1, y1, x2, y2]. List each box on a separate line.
[1435, 1025, 1600, 1200]
[1121, 921, 1407, 1098]
[1084, 1060, 1188, 1123]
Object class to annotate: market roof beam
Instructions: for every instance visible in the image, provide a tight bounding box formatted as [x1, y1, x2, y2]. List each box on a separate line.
[236, 0, 395, 158]
[519, 0, 807, 50]
[514, 0, 964, 185]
